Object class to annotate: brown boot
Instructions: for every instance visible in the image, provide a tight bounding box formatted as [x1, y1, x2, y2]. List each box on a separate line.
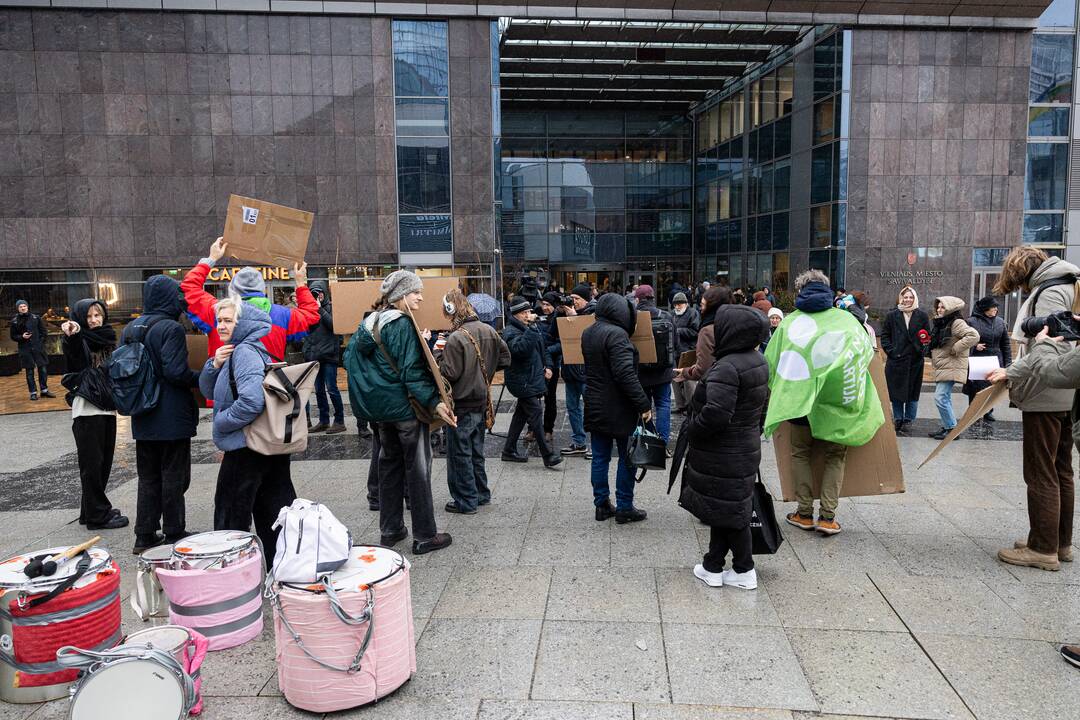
[998, 545, 1060, 571]
[1013, 540, 1073, 562]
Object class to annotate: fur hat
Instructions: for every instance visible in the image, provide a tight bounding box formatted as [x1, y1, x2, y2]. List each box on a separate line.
[380, 270, 424, 304]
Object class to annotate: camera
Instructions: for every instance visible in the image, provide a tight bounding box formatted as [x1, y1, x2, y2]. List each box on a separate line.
[1020, 311, 1080, 341]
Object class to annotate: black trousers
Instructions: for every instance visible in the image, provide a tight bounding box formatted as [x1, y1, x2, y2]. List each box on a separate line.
[365, 428, 409, 507]
[215, 447, 297, 568]
[505, 395, 553, 459]
[543, 366, 560, 434]
[377, 420, 436, 542]
[73, 415, 116, 525]
[25, 365, 48, 394]
[703, 525, 754, 574]
[135, 439, 192, 539]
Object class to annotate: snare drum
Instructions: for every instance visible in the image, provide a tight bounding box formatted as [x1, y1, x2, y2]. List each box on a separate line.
[131, 544, 174, 621]
[0, 546, 121, 704]
[171, 531, 257, 570]
[68, 656, 187, 720]
[272, 546, 416, 713]
[123, 626, 208, 716]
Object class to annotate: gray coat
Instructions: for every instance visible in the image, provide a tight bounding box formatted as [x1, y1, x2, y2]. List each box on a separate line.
[1011, 257, 1079, 413]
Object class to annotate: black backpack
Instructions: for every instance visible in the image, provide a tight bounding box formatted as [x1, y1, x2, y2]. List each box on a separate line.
[641, 308, 676, 371]
[109, 317, 166, 417]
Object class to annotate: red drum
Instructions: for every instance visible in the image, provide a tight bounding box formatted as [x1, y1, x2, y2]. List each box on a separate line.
[272, 546, 416, 712]
[0, 546, 121, 703]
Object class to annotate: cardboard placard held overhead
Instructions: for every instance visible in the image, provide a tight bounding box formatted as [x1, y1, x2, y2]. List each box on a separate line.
[329, 280, 383, 336]
[918, 382, 1009, 468]
[223, 194, 313, 267]
[773, 350, 905, 500]
[405, 305, 454, 430]
[557, 311, 657, 365]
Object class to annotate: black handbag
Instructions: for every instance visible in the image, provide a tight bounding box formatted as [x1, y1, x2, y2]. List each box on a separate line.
[628, 418, 667, 482]
[750, 473, 784, 555]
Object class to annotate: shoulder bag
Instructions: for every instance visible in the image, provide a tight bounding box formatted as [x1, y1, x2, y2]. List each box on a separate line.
[370, 312, 448, 427]
[458, 327, 496, 430]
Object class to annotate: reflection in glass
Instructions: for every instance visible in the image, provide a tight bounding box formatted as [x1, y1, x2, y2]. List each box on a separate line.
[393, 20, 449, 97]
[777, 64, 794, 116]
[812, 205, 832, 247]
[1022, 213, 1065, 244]
[1030, 34, 1074, 103]
[394, 98, 449, 136]
[399, 214, 452, 253]
[1028, 106, 1070, 136]
[397, 137, 451, 214]
[811, 145, 833, 205]
[1025, 142, 1068, 209]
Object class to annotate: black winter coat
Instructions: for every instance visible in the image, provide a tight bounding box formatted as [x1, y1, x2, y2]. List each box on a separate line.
[11, 312, 48, 368]
[302, 283, 342, 365]
[679, 305, 769, 528]
[582, 294, 651, 437]
[121, 276, 199, 441]
[672, 306, 700, 354]
[636, 300, 674, 387]
[966, 312, 1012, 366]
[880, 307, 931, 403]
[502, 315, 551, 399]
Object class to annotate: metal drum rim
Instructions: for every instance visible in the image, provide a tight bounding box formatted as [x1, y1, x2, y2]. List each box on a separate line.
[68, 656, 187, 720]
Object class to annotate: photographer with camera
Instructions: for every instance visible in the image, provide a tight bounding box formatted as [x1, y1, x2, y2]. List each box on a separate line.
[988, 246, 1080, 573]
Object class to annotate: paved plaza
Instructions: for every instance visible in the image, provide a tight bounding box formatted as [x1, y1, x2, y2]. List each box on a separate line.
[0, 394, 1077, 720]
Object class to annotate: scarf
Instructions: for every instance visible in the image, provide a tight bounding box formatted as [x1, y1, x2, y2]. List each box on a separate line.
[930, 312, 959, 350]
[70, 299, 117, 367]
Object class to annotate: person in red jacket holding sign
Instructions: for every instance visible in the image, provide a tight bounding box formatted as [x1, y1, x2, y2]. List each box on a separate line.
[182, 238, 320, 365]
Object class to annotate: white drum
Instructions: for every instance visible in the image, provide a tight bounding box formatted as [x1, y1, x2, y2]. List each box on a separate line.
[68, 657, 186, 720]
[171, 531, 258, 570]
[131, 544, 174, 621]
[124, 626, 191, 665]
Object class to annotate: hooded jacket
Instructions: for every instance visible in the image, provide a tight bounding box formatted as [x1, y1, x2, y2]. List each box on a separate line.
[502, 314, 552, 399]
[680, 305, 770, 528]
[199, 306, 273, 451]
[62, 299, 117, 412]
[344, 308, 440, 424]
[684, 298, 724, 382]
[967, 309, 1011, 366]
[438, 318, 511, 412]
[120, 275, 199, 441]
[880, 287, 932, 403]
[301, 280, 342, 365]
[181, 259, 319, 364]
[929, 296, 980, 384]
[582, 294, 651, 437]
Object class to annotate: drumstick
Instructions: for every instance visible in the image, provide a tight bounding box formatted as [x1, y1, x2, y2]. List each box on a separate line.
[23, 536, 101, 579]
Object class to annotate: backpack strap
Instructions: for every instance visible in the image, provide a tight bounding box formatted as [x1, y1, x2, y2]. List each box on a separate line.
[459, 326, 496, 429]
[1028, 274, 1077, 315]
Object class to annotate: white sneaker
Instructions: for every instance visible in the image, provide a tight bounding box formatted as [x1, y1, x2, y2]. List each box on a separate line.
[693, 564, 724, 587]
[721, 568, 757, 590]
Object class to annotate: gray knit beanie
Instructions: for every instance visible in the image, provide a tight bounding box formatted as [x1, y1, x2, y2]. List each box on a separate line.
[229, 267, 266, 297]
[381, 270, 424, 304]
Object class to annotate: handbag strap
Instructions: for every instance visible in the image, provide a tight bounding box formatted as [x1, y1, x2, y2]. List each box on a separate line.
[667, 413, 692, 494]
[459, 327, 495, 426]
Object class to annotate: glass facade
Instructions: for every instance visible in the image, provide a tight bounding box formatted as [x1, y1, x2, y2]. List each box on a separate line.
[393, 20, 453, 255]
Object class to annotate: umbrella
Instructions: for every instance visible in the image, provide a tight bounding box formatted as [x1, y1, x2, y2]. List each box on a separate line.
[467, 293, 501, 322]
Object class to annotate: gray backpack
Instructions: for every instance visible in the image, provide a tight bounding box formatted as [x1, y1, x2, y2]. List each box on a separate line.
[229, 357, 319, 455]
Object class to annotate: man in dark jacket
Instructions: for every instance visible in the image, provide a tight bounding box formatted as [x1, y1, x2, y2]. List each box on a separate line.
[537, 291, 564, 445]
[559, 283, 595, 456]
[583, 293, 652, 523]
[671, 292, 700, 415]
[11, 300, 54, 400]
[122, 275, 200, 554]
[303, 280, 345, 434]
[501, 297, 562, 468]
[633, 285, 675, 443]
[964, 295, 1012, 423]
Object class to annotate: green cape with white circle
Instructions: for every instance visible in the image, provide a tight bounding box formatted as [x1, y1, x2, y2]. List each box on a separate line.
[763, 307, 884, 447]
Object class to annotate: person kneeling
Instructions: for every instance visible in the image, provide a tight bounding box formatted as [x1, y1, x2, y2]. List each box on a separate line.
[200, 298, 298, 568]
[678, 306, 770, 590]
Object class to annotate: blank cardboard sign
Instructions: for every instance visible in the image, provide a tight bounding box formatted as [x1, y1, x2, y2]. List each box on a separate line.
[223, 195, 313, 267]
[558, 311, 657, 365]
[773, 350, 905, 500]
[329, 277, 462, 336]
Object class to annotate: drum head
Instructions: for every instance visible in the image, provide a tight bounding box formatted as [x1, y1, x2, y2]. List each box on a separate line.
[70, 658, 184, 720]
[139, 545, 175, 563]
[323, 546, 407, 593]
[124, 626, 190, 655]
[0, 546, 112, 591]
[172, 531, 253, 559]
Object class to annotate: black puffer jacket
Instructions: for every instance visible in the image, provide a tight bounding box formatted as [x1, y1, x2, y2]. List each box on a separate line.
[502, 315, 551, 399]
[582, 294, 651, 437]
[672, 305, 700, 354]
[967, 311, 1012, 366]
[302, 280, 342, 365]
[679, 305, 770, 528]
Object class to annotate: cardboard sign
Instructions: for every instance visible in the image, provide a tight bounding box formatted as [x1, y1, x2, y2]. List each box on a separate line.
[412, 276, 461, 332]
[405, 305, 454, 430]
[557, 310, 657, 365]
[186, 334, 209, 408]
[918, 382, 1009, 468]
[678, 350, 697, 369]
[774, 351, 906, 500]
[223, 194, 312, 267]
[329, 280, 383, 336]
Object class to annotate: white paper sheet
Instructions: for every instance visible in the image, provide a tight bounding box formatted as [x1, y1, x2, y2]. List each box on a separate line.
[967, 355, 1001, 381]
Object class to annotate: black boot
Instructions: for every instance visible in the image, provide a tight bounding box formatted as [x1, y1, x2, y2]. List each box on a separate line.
[615, 507, 648, 524]
[595, 501, 615, 521]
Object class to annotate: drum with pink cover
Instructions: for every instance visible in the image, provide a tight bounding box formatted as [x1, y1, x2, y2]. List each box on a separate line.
[155, 532, 263, 651]
[271, 545, 415, 713]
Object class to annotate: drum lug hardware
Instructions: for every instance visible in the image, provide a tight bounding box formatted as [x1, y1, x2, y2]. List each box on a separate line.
[15, 592, 29, 611]
[0, 634, 12, 652]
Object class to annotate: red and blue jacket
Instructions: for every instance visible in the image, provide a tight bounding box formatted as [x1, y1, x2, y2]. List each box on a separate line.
[181, 261, 320, 363]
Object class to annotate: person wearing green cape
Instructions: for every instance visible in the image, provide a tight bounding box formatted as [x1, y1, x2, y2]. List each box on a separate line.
[763, 270, 884, 535]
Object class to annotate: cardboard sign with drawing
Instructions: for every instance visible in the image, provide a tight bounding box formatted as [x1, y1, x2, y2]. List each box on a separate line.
[223, 195, 313, 267]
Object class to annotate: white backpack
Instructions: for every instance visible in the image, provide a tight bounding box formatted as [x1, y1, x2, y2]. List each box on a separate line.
[269, 499, 352, 584]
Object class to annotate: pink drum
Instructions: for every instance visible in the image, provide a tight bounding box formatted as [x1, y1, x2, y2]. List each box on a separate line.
[272, 545, 415, 713]
[156, 532, 263, 651]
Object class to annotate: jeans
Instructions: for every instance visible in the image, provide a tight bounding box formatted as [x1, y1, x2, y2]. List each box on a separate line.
[934, 381, 957, 430]
[505, 395, 554, 460]
[135, 439, 191, 539]
[891, 400, 919, 423]
[73, 415, 117, 526]
[25, 365, 47, 394]
[1022, 411, 1075, 555]
[564, 379, 586, 446]
[703, 525, 753, 574]
[788, 422, 848, 520]
[590, 433, 635, 511]
[215, 447, 297, 569]
[446, 410, 491, 511]
[313, 362, 344, 425]
[377, 419, 437, 542]
[644, 382, 672, 442]
[543, 366, 560, 434]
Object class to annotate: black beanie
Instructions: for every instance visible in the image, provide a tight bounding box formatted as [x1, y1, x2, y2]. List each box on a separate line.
[571, 283, 591, 300]
[509, 296, 531, 314]
[974, 296, 998, 314]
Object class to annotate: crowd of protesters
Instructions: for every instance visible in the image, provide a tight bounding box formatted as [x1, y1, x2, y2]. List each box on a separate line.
[17, 242, 1080, 670]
